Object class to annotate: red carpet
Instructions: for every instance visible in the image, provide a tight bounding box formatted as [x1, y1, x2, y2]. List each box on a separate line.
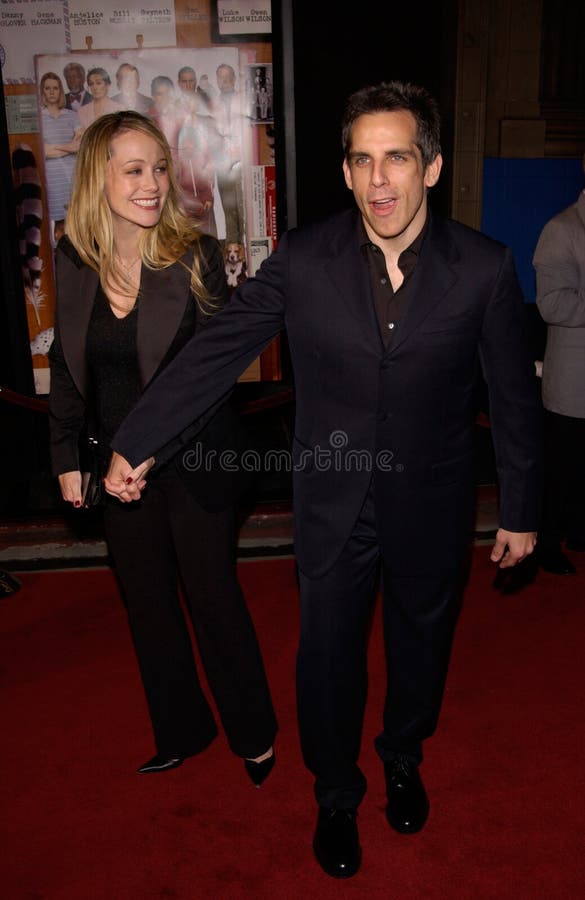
[1, 547, 584, 898]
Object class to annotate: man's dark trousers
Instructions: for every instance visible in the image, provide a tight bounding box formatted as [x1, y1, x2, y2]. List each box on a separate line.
[296, 483, 466, 810]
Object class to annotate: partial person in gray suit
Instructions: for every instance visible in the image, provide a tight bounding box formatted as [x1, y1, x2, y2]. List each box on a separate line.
[533, 157, 585, 574]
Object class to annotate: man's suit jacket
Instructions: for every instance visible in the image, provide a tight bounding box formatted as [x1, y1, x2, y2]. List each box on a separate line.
[65, 90, 92, 110]
[113, 209, 542, 577]
[49, 234, 250, 512]
[533, 190, 585, 418]
[111, 91, 152, 113]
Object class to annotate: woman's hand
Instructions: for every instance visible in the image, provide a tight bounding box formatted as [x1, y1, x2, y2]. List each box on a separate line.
[104, 452, 154, 502]
[58, 470, 83, 508]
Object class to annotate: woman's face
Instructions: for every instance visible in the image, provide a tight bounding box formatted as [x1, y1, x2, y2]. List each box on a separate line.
[42, 78, 61, 107]
[104, 130, 170, 237]
[88, 73, 109, 100]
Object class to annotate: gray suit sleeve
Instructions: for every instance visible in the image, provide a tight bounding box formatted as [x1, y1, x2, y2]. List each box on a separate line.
[534, 216, 585, 327]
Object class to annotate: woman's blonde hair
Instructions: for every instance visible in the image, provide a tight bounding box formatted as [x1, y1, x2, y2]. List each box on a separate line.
[65, 110, 212, 306]
[40, 72, 66, 110]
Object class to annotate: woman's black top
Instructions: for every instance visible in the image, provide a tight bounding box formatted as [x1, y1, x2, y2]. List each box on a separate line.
[85, 284, 142, 451]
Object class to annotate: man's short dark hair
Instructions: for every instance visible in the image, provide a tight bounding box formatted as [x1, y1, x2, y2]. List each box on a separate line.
[151, 75, 174, 94]
[341, 81, 442, 168]
[64, 62, 85, 78]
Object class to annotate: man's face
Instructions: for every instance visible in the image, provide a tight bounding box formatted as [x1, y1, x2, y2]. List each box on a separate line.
[118, 67, 139, 94]
[153, 84, 171, 111]
[216, 67, 235, 93]
[342, 109, 441, 250]
[178, 70, 196, 92]
[65, 67, 84, 93]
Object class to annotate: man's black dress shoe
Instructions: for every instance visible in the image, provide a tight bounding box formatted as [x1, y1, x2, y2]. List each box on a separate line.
[566, 537, 585, 552]
[313, 806, 361, 878]
[537, 546, 576, 575]
[137, 754, 184, 774]
[384, 757, 429, 834]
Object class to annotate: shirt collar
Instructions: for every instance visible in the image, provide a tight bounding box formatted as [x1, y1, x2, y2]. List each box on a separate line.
[357, 213, 428, 258]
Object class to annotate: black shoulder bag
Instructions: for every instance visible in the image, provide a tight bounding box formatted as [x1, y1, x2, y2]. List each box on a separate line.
[80, 436, 104, 507]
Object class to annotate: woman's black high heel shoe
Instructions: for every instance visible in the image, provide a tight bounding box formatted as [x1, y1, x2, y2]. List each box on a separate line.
[244, 750, 275, 787]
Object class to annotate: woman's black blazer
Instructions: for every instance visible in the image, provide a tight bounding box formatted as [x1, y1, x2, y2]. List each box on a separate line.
[48, 233, 251, 511]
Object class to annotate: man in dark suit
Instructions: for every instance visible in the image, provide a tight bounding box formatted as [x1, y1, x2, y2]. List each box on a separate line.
[105, 82, 541, 878]
[63, 62, 92, 111]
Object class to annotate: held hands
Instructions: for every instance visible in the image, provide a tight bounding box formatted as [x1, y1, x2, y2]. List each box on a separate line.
[490, 529, 537, 569]
[103, 452, 155, 502]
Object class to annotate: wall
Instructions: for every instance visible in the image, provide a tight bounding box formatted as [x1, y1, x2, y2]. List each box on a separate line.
[481, 157, 584, 301]
[289, 2, 457, 226]
[453, 0, 584, 303]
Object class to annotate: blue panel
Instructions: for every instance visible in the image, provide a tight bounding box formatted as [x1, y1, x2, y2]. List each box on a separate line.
[481, 158, 584, 301]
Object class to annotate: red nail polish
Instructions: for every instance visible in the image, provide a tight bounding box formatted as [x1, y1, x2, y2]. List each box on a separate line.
[74, 501, 81, 508]
[125, 477, 133, 484]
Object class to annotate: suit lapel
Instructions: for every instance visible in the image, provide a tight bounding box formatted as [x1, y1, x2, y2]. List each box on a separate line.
[322, 210, 461, 355]
[57, 251, 99, 399]
[386, 213, 459, 357]
[137, 249, 192, 388]
[323, 213, 381, 347]
[57, 240, 193, 394]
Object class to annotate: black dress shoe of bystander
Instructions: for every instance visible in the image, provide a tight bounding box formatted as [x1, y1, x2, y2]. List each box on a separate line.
[565, 537, 585, 552]
[312, 806, 361, 878]
[384, 757, 429, 834]
[537, 545, 576, 575]
[137, 754, 184, 774]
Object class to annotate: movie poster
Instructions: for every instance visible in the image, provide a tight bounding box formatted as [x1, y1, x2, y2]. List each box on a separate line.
[1, 0, 279, 389]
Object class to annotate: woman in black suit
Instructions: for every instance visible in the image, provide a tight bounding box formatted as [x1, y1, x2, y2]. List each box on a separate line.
[48, 111, 276, 782]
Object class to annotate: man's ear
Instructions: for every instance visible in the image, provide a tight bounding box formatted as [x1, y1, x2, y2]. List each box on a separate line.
[424, 153, 442, 189]
[342, 158, 353, 191]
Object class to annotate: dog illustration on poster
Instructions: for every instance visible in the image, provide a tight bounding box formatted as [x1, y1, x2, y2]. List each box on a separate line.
[224, 241, 247, 291]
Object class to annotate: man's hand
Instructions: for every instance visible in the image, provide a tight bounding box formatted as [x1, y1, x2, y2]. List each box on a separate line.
[490, 529, 537, 568]
[104, 452, 155, 502]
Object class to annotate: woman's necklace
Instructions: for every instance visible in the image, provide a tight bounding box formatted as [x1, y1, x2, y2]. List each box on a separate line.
[117, 255, 141, 281]
[107, 255, 141, 315]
